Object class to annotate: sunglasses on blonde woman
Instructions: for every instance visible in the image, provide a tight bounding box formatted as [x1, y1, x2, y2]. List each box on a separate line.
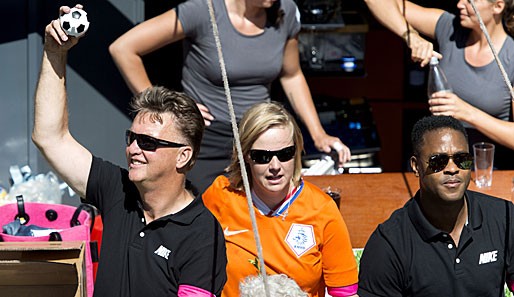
[249, 146, 296, 164]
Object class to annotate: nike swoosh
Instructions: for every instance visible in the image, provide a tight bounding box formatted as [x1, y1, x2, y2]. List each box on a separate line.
[224, 227, 249, 236]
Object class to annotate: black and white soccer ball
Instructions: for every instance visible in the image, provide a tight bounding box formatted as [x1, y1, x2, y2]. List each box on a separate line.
[60, 8, 90, 37]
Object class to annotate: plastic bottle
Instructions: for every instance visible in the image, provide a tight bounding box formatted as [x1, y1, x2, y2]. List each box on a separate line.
[427, 56, 452, 99]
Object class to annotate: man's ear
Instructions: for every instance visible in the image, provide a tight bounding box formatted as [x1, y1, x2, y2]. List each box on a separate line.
[176, 146, 193, 170]
[411, 156, 420, 177]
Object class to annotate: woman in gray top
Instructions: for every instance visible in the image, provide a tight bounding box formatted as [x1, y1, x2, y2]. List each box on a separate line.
[109, 0, 351, 193]
[365, 0, 514, 165]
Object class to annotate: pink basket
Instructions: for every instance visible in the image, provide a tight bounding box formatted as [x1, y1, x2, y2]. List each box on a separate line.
[0, 201, 95, 297]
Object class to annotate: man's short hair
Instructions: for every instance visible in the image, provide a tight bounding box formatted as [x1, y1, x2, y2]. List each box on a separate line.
[411, 115, 468, 156]
[130, 86, 204, 170]
[239, 274, 308, 297]
[227, 102, 304, 191]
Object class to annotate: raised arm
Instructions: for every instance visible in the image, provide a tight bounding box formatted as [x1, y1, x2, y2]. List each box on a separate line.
[364, 0, 444, 66]
[279, 36, 351, 164]
[32, 5, 92, 198]
[109, 9, 186, 95]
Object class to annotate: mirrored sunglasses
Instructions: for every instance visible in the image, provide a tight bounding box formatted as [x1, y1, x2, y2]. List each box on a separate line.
[249, 145, 296, 164]
[425, 152, 473, 173]
[125, 130, 185, 151]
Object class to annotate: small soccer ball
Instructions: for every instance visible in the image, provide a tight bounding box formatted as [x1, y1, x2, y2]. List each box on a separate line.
[60, 8, 90, 37]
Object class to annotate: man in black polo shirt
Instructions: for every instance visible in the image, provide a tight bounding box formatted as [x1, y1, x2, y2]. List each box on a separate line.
[358, 115, 514, 297]
[32, 5, 227, 297]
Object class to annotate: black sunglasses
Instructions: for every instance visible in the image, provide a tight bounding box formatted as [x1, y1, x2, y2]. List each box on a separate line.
[125, 130, 185, 151]
[421, 152, 473, 173]
[249, 146, 296, 164]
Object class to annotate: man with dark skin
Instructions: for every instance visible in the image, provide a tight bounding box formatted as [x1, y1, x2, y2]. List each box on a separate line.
[412, 126, 470, 247]
[358, 116, 514, 297]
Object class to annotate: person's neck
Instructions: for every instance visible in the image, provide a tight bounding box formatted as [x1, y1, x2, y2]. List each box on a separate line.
[253, 183, 294, 211]
[468, 20, 507, 50]
[419, 190, 468, 246]
[226, 0, 266, 20]
[137, 177, 194, 223]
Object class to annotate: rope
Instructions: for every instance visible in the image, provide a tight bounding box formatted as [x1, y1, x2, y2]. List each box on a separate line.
[205, 0, 271, 296]
[403, 0, 411, 47]
[469, 0, 514, 102]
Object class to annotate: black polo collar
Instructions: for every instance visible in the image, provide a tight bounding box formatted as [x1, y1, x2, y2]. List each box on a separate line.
[165, 194, 205, 225]
[134, 193, 205, 226]
[407, 190, 483, 242]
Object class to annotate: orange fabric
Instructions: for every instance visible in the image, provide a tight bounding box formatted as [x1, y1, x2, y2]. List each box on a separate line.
[203, 176, 358, 297]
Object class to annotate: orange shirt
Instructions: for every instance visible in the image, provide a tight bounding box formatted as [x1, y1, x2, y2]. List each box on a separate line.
[203, 176, 358, 297]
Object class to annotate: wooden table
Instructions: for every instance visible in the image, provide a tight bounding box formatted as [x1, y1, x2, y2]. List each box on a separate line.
[304, 171, 514, 248]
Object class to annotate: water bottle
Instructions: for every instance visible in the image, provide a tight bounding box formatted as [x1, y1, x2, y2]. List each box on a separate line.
[427, 56, 452, 99]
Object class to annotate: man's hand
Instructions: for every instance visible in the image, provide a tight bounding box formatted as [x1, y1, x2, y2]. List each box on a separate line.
[45, 5, 84, 53]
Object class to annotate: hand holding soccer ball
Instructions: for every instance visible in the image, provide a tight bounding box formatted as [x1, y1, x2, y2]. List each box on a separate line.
[59, 7, 89, 37]
[44, 5, 89, 53]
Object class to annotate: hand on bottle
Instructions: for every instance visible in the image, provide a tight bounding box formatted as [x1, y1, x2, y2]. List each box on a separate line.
[408, 33, 442, 67]
[196, 103, 215, 126]
[313, 134, 351, 166]
[429, 92, 474, 121]
[45, 5, 84, 54]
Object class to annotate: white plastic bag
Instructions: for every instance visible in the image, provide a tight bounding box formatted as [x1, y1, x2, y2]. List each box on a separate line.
[7, 171, 62, 204]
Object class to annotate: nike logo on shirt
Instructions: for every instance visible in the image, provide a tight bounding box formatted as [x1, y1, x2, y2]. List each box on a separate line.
[154, 245, 171, 260]
[224, 227, 249, 237]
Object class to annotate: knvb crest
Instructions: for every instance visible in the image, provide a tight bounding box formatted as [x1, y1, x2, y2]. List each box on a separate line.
[285, 223, 316, 257]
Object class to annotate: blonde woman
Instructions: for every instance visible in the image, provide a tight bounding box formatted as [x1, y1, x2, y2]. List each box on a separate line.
[203, 102, 358, 297]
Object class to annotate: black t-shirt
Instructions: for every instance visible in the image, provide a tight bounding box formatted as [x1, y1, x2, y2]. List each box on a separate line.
[85, 156, 227, 297]
[358, 190, 514, 297]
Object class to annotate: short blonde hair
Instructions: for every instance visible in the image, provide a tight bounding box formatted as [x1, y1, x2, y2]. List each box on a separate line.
[227, 102, 303, 191]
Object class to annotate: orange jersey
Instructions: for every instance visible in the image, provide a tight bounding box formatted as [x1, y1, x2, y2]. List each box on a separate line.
[203, 176, 358, 297]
